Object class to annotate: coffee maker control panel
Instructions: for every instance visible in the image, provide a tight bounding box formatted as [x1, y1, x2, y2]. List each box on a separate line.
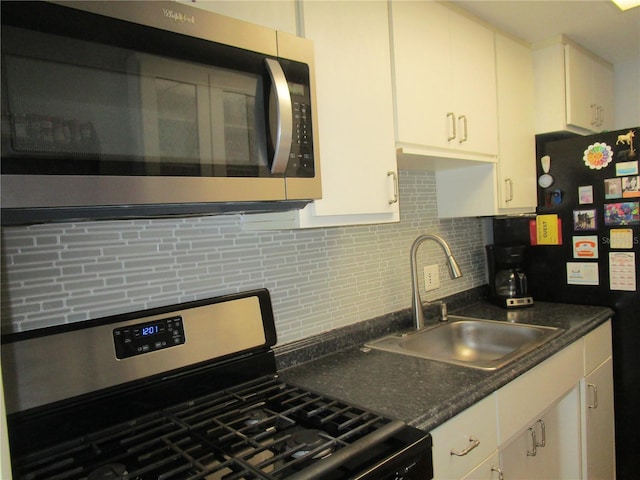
[505, 297, 534, 308]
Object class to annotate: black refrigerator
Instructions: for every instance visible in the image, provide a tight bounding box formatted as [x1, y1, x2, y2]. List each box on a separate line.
[493, 127, 639, 480]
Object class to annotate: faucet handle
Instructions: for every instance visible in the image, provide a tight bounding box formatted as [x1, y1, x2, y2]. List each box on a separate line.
[439, 301, 448, 322]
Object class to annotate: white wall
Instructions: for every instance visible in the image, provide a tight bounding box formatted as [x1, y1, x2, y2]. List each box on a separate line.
[615, 58, 640, 128]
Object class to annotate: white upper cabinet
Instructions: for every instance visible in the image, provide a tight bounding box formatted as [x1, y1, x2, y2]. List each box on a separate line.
[432, 33, 537, 218]
[243, 0, 400, 229]
[178, 0, 298, 34]
[533, 37, 614, 135]
[390, 1, 498, 162]
[565, 44, 615, 132]
[494, 33, 537, 211]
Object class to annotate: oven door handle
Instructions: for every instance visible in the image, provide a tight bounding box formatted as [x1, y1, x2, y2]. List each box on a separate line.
[286, 420, 408, 480]
[265, 58, 293, 175]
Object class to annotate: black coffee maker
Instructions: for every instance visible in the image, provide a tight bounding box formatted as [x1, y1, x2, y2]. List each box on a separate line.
[486, 244, 534, 308]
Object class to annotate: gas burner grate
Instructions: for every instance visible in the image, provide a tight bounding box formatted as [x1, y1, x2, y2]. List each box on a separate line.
[11, 377, 398, 480]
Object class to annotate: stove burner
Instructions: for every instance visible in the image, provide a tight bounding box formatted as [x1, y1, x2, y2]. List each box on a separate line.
[287, 429, 335, 459]
[87, 464, 127, 480]
[244, 408, 270, 427]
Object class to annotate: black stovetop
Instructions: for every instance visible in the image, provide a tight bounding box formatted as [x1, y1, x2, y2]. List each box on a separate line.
[10, 372, 427, 480]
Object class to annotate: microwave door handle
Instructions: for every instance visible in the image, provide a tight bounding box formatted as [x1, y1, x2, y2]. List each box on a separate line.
[265, 58, 293, 175]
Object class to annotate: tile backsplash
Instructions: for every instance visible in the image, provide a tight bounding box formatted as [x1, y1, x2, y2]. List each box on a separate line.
[1, 170, 487, 344]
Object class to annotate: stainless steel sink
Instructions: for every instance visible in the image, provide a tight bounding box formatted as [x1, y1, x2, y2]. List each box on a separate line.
[365, 316, 563, 370]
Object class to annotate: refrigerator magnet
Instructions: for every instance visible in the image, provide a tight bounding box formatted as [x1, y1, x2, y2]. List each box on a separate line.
[615, 160, 638, 176]
[604, 202, 640, 226]
[622, 176, 640, 198]
[536, 214, 561, 245]
[572, 236, 599, 259]
[609, 229, 634, 249]
[604, 178, 622, 199]
[566, 262, 599, 286]
[579, 185, 593, 204]
[573, 209, 597, 231]
[609, 252, 636, 291]
[583, 142, 613, 170]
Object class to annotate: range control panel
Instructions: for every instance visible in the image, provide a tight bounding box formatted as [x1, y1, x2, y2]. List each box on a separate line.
[113, 316, 186, 359]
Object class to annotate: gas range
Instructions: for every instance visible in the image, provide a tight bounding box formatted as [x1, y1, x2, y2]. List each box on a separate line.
[2, 289, 432, 480]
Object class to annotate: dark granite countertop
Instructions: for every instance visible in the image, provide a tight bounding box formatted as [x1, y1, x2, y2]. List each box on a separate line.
[277, 301, 613, 432]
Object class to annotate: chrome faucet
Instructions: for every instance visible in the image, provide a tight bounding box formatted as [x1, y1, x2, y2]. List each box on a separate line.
[410, 234, 463, 330]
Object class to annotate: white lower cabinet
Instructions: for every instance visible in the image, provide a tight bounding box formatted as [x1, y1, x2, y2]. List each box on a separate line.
[431, 395, 498, 480]
[500, 386, 582, 479]
[582, 321, 616, 480]
[430, 320, 614, 480]
[462, 452, 502, 480]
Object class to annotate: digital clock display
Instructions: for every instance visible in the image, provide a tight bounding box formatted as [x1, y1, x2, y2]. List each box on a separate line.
[141, 324, 160, 336]
[113, 316, 185, 359]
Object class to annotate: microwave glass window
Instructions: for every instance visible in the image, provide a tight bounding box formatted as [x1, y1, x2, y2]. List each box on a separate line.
[210, 69, 268, 175]
[4, 55, 138, 163]
[154, 78, 200, 168]
[2, 26, 271, 177]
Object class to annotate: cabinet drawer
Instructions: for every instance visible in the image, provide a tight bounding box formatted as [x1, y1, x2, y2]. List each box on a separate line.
[584, 320, 612, 376]
[496, 339, 582, 444]
[432, 394, 498, 480]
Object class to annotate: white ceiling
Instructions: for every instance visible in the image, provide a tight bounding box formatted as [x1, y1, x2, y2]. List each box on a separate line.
[450, 0, 640, 65]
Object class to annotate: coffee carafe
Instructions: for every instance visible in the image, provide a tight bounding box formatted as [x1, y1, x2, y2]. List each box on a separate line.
[486, 244, 534, 308]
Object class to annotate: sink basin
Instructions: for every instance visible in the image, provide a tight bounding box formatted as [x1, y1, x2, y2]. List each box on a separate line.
[365, 316, 563, 370]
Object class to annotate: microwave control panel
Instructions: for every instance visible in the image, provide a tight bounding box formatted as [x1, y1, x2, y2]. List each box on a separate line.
[289, 96, 314, 175]
[113, 316, 186, 359]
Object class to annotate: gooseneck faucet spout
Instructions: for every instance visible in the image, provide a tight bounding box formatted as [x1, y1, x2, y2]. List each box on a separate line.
[411, 234, 463, 330]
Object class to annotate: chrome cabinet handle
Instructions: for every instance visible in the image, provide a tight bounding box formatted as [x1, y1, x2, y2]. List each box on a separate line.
[458, 114, 468, 143]
[450, 436, 480, 456]
[505, 178, 514, 202]
[264, 58, 293, 175]
[387, 171, 399, 204]
[588, 382, 599, 409]
[491, 466, 505, 480]
[590, 104, 598, 126]
[447, 112, 456, 141]
[536, 419, 546, 447]
[597, 106, 604, 127]
[526, 427, 537, 456]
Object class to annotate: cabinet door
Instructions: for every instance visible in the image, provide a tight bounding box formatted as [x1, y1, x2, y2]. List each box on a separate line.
[592, 60, 614, 131]
[431, 394, 498, 480]
[461, 451, 502, 480]
[583, 357, 615, 480]
[391, 1, 497, 158]
[179, 0, 298, 34]
[494, 33, 536, 211]
[565, 44, 595, 131]
[302, 0, 398, 219]
[391, 1, 452, 150]
[500, 386, 582, 479]
[243, 1, 400, 229]
[449, 10, 498, 156]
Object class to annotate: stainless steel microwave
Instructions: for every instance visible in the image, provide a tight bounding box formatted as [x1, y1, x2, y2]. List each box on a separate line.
[1, 1, 321, 225]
